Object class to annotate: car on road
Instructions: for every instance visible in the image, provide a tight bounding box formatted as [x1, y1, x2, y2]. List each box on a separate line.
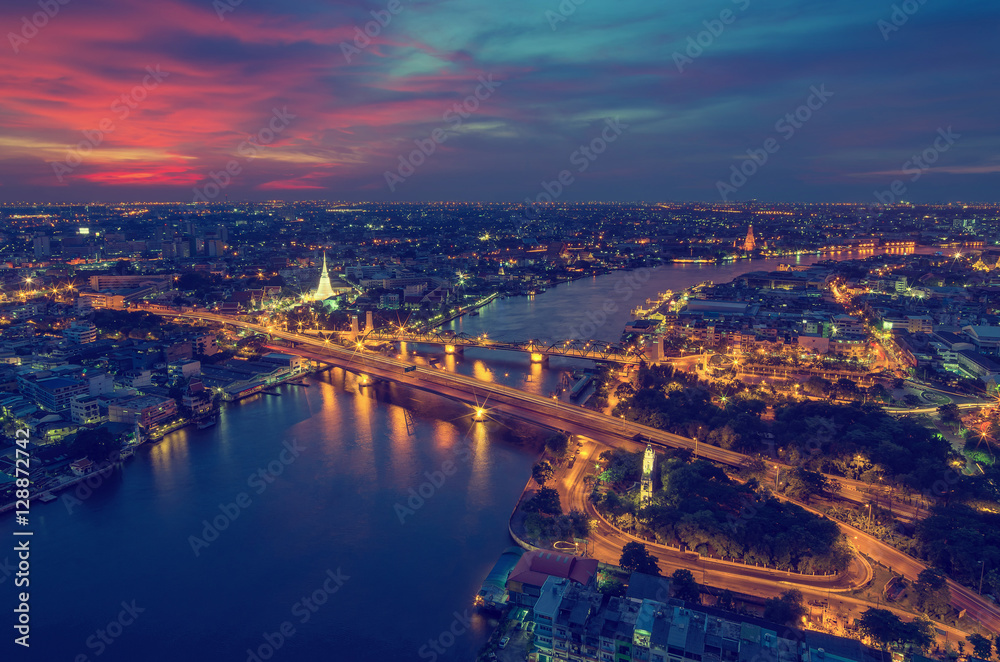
[499, 637, 509, 649]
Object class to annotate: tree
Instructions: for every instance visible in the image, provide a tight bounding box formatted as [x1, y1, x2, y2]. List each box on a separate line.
[524, 487, 562, 515]
[600, 449, 643, 485]
[903, 618, 935, 653]
[869, 384, 891, 403]
[523, 512, 548, 539]
[598, 575, 626, 597]
[938, 403, 961, 426]
[803, 375, 832, 398]
[532, 460, 555, 487]
[785, 467, 839, 503]
[566, 510, 592, 538]
[545, 432, 569, 456]
[66, 427, 120, 462]
[968, 633, 993, 660]
[740, 455, 767, 480]
[913, 568, 951, 620]
[671, 569, 701, 603]
[619, 541, 660, 576]
[835, 378, 860, 400]
[763, 590, 806, 626]
[857, 608, 903, 651]
[615, 382, 636, 399]
[716, 589, 737, 612]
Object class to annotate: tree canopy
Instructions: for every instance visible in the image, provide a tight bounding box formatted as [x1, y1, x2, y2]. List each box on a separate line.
[524, 487, 562, 516]
[600, 455, 850, 574]
[620, 541, 661, 576]
[916, 505, 1000, 592]
[671, 569, 700, 603]
[532, 460, 555, 487]
[763, 590, 806, 626]
[856, 608, 933, 652]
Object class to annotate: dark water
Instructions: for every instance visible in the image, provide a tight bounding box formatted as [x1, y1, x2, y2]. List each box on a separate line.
[1, 248, 929, 662]
[445, 248, 930, 345]
[2, 372, 535, 662]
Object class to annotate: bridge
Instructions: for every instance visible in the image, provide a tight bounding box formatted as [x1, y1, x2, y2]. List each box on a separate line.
[149, 303, 646, 365]
[172, 311, 907, 511]
[360, 328, 647, 365]
[163, 310, 1000, 634]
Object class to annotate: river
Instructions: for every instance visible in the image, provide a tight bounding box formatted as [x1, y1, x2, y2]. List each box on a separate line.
[1, 247, 928, 661]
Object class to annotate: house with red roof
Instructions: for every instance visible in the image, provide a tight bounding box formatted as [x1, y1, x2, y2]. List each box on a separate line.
[505, 550, 598, 607]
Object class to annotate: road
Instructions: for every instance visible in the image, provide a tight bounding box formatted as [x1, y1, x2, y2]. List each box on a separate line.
[556, 439, 870, 590]
[556, 439, 995, 642]
[173, 312, 926, 510]
[170, 311, 999, 635]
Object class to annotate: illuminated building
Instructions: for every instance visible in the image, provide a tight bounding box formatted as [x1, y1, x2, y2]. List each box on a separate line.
[313, 252, 335, 301]
[641, 443, 655, 504]
[743, 225, 756, 252]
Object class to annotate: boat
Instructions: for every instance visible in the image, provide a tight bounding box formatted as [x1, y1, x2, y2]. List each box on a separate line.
[38, 492, 56, 503]
[469, 310, 480, 317]
[196, 416, 218, 429]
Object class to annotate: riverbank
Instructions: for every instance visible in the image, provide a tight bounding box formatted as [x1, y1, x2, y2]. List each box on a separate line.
[0, 461, 118, 513]
[421, 290, 501, 331]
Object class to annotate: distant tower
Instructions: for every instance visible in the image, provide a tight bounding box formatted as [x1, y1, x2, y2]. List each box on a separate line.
[743, 225, 756, 252]
[313, 252, 335, 301]
[640, 444, 655, 505]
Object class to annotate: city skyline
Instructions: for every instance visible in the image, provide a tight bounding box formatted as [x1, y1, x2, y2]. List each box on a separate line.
[1, 0, 998, 203]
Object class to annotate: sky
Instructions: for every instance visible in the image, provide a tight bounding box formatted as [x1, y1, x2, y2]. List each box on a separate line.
[0, 0, 997, 204]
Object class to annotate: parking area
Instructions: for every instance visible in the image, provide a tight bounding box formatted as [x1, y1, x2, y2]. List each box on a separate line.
[480, 611, 537, 662]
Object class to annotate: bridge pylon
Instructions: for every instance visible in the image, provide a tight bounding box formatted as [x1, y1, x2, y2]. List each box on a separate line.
[529, 351, 548, 365]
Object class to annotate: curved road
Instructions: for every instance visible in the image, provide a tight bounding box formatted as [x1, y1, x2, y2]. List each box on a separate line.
[557, 438, 871, 591]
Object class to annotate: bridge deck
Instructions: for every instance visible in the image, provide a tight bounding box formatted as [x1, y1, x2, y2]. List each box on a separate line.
[363, 330, 646, 364]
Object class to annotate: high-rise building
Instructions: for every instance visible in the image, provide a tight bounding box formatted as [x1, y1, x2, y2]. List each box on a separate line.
[313, 252, 335, 301]
[33, 235, 51, 259]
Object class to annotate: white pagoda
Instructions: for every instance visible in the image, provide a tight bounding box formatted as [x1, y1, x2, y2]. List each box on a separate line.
[313, 252, 335, 301]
